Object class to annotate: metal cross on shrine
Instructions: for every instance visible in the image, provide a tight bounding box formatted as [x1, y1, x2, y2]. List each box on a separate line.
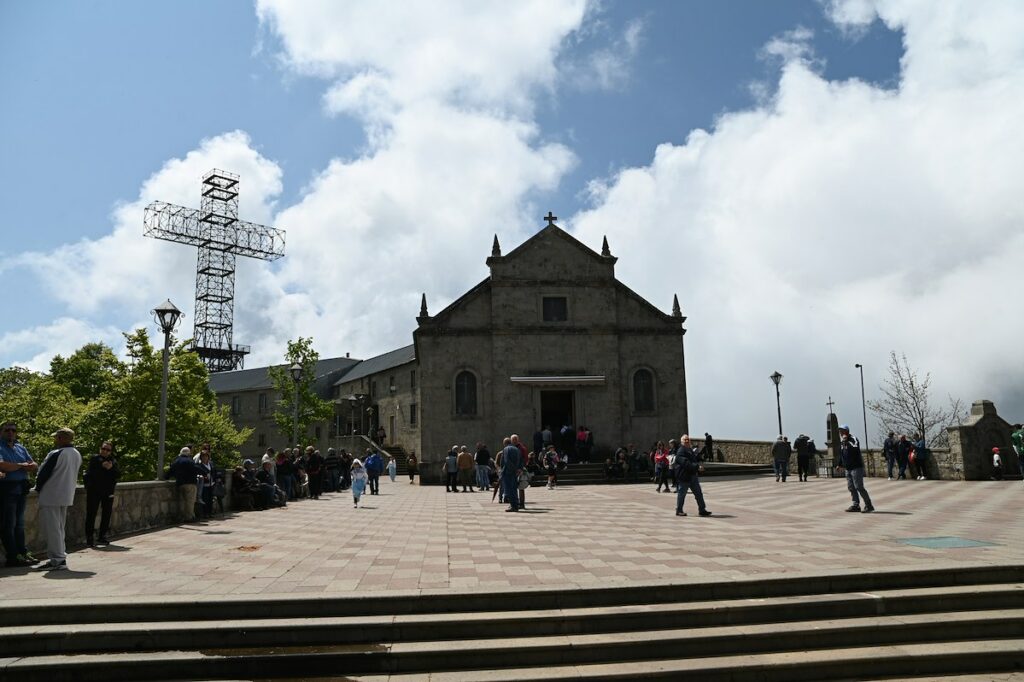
[143, 169, 286, 372]
[826, 396, 836, 414]
[544, 211, 558, 226]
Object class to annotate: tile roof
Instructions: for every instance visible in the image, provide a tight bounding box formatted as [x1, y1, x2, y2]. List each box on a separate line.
[208, 356, 361, 395]
[333, 344, 416, 387]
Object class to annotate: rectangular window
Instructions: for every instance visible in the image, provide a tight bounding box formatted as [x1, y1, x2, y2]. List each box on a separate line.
[315, 425, 322, 440]
[370, 380, 377, 398]
[389, 375, 396, 393]
[258, 393, 267, 414]
[410, 403, 418, 425]
[543, 296, 568, 322]
[257, 433, 266, 447]
[231, 396, 241, 416]
[410, 370, 417, 391]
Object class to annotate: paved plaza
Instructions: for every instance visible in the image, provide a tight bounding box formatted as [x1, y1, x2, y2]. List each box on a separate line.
[1, 476, 1022, 604]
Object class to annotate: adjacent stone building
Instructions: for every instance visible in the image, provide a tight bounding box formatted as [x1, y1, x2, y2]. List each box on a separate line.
[210, 220, 690, 483]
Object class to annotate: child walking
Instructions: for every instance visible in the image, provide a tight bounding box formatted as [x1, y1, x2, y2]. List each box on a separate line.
[351, 459, 368, 508]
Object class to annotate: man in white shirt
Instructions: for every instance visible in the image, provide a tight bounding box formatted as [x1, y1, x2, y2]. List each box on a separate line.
[34, 428, 83, 571]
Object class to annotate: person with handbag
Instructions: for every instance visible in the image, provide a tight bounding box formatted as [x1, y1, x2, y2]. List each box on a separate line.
[84, 440, 119, 546]
[0, 421, 40, 567]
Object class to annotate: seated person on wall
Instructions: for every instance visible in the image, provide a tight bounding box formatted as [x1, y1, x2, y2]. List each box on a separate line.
[232, 463, 263, 510]
[256, 460, 288, 507]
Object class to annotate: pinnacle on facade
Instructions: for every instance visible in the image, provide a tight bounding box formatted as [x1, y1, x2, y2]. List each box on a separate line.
[419, 293, 429, 318]
[491, 234, 501, 257]
[672, 294, 682, 318]
[601, 236, 611, 257]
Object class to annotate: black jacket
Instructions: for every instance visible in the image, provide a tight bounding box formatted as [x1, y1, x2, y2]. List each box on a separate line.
[839, 436, 865, 470]
[85, 454, 120, 495]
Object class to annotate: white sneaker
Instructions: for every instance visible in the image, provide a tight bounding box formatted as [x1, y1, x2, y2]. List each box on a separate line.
[887, 476, 892, 480]
[34, 560, 67, 571]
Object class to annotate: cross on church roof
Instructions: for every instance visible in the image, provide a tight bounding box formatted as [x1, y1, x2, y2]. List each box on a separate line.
[826, 396, 836, 414]
[544, 211, 558, 226]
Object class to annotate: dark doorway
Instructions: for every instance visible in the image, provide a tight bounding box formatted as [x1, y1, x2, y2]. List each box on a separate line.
[541, 390, 575, 435]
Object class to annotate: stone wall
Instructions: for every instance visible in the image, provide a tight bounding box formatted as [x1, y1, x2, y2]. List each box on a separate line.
[713, 438, 962, 479]
[24, 480, 184, 553]
[947, 400, 1021, 480]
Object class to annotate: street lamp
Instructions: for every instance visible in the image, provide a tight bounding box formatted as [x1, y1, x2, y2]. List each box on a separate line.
[855, 363, 869, 448]
[769, 371, 784, 435]
[290, 363, 303, 446]
[152, 299, 182, 480]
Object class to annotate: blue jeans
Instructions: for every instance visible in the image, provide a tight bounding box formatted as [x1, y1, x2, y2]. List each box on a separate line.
[846, 467, 872, 507]
[885, 455, 896, 478]
[476, 465, 490, 489]
[278, 474, 295, 500]
[0, 486, 28, 559]
[773, 460, 788, 480]
[676, 476, 707, 513]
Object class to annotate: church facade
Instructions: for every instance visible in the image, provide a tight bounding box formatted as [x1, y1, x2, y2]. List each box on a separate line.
[211, 221, 690, 485]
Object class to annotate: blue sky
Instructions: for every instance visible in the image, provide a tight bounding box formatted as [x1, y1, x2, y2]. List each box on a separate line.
[2, 1, 1020, 441]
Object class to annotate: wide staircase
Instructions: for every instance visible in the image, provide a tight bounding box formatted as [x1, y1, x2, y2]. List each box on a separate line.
[2, 565, 1022, 680]
[531, 460, 774, 486]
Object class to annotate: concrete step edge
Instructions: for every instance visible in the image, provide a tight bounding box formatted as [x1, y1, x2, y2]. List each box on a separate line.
[3, 563, 1021, 626]
[4, 584, 1023, 655]
[3, 635, 1023, 682]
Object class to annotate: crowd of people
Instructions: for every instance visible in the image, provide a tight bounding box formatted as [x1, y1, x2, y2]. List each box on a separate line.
[227, 445, 401, 512]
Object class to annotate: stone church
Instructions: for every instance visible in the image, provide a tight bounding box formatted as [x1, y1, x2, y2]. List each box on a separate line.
[210, 218, 690, 485]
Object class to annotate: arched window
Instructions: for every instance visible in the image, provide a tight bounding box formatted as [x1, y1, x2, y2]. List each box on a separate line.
[633, 369, 655, 412]
[455, 371, 478, 416]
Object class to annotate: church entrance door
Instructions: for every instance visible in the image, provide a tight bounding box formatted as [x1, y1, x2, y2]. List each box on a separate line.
[540, 390, 575, 436]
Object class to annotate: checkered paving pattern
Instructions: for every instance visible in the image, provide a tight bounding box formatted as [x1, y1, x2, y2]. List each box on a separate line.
[1, 476, 1022, 602]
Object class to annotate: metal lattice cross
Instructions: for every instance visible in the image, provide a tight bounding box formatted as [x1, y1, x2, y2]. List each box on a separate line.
[143, 169, 286, 372]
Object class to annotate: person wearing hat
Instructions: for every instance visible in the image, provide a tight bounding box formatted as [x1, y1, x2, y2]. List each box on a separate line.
[836, 425, 874, 513]
[33, 428, 83, 571]
[166, 446, 203, 522]
[0, 421, 40, 567]
[992, 447, 1004, 481]
[771, 434, 791, 482]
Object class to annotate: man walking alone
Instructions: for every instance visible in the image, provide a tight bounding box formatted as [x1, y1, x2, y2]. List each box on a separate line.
[501, 437, 522, 512]
[837, 425, 874, 513]
[674, 434, 712, 517]
[34, 428, 83, 571]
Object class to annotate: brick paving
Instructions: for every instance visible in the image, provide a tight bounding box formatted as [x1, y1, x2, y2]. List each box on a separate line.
[1, 476, 1022, 602]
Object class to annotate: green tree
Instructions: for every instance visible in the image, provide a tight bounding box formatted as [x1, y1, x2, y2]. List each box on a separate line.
[49, 343, 124, 403]
[268, 337, 333, 446]
[1, 331, 251, 481]
[0, 367, 84, 460]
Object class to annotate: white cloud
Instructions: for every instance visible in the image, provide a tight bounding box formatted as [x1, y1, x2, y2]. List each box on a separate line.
[256, 0, 588, 117]
[12, 130, 284, 356]
[0, 318, 128, 372]
[571, 0, 1024, 441]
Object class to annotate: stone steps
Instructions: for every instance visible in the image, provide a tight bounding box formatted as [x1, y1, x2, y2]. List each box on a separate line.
[2, 565, 1021, 680]
[4, 583, 1021, 657]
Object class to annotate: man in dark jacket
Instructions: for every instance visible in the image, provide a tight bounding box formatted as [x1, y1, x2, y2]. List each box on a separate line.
[771, 435, 791, 482]
[475, 442, 491, 491]
[324, 448, 341, 493]
[673, 434, 712, 517]
[882, 432, 898, 480]
[166, 447, 202, 522]
[364, 450, 384, 495]
[895, 435, 912, 480]
[84, 440, 120, 546]
[793, 434, 812, 482]
[837, 425, 873, 513]
[501, 437, 522, 512]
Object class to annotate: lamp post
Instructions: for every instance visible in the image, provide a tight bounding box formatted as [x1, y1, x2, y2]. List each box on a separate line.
[289, 363, 303, 447]
[769, 371, 784, 435]
[855, 363, 869, 448]
[152, 299, 182, 480]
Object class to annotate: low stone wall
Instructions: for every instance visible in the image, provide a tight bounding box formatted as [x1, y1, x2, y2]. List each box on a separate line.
[23, 479, 234, 554]
[715, 439, 961, 479]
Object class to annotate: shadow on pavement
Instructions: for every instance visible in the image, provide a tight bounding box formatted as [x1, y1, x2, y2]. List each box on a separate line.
[43, 569, 96, 580]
